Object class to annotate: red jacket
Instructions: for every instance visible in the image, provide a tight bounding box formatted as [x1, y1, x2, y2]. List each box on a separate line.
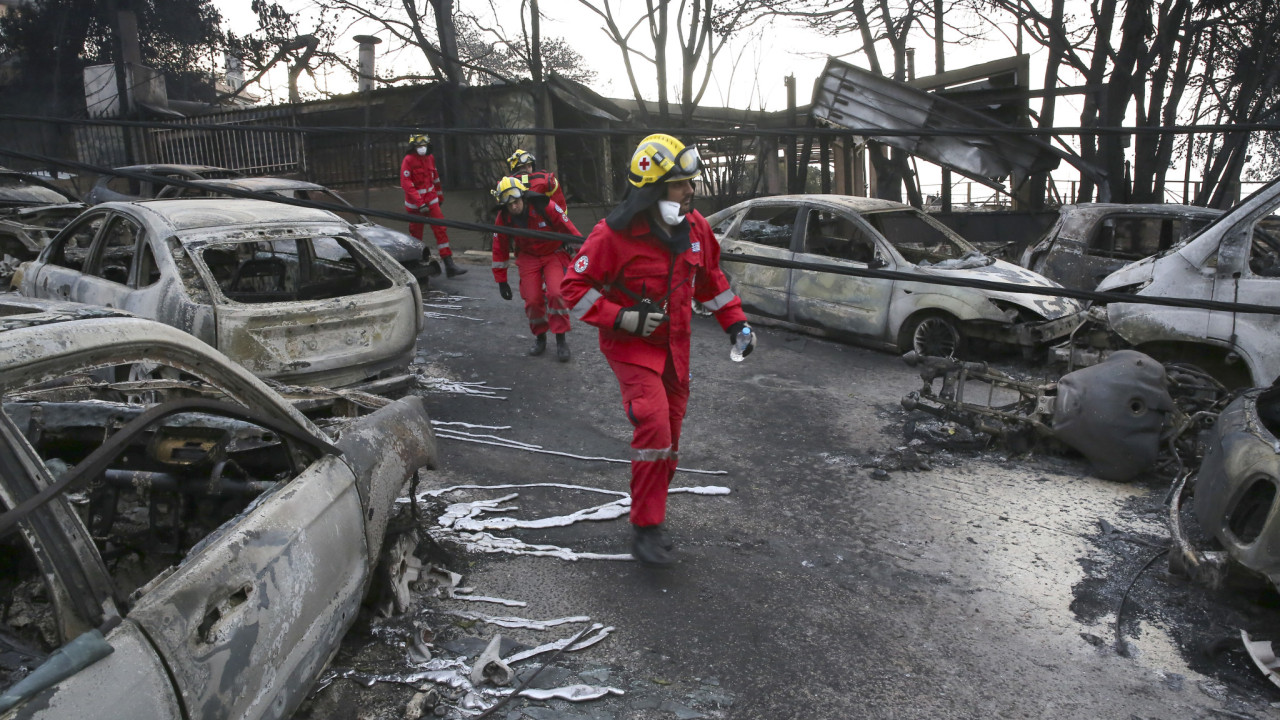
[401, 153, 442, 209]
[513, 170, 567, 209]
[561, 210, 746, 378]
[492, 200, 580, 284]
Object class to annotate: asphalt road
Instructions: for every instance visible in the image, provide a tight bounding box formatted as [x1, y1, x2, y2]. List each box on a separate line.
[300, 254, 1280, 720]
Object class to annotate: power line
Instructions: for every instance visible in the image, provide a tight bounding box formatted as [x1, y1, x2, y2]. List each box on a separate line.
[1, 145, 1277, 317]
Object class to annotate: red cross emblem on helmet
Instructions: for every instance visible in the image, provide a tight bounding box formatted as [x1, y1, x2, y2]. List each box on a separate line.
[638, 156, 651, 171]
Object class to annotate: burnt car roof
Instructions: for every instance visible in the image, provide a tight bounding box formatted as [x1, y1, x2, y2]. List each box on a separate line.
[116, 197, 348, 233]
[113, 164, 243, 178]
[1057, 202, 1223, 219]
[0, 293, 132, 332]
[184, 177, 328, 192]
[731, 194, 916, 214]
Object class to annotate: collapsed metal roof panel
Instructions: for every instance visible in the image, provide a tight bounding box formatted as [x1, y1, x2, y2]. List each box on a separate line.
[810, 57, 1070, 190]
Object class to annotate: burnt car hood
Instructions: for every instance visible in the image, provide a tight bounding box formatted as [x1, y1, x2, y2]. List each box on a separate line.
[355, 223, 422, 264]
[1096, 254, 1159, 293]
[914, 258, 1082, 320]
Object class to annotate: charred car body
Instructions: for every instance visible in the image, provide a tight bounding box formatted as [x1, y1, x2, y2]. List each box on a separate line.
[1173, 382, 1280, 594]
[155, 177, 440, 281]
[0, 168, 83, 269]
[707, 195, 1085, 357]
[12, 198, 423, 387]
[1021, 203, 1222, 291]
[1095, 178, 1280, 388]
[0, 304, 436, 719]
[83, 164, 243, 205]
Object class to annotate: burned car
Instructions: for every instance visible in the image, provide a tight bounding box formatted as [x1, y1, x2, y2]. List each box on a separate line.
[707, 195, 1085, 357]
[1172, 381, 1280, 593]
[155, 177, 440, 281]
[1096, 178, 1280, 388]
[0, 168, 83, 269]
[0, 304, 436, 718]
[84, 164, 243, 205]
[12, 198, 423, 387]
[1020, 203, 1222, 291]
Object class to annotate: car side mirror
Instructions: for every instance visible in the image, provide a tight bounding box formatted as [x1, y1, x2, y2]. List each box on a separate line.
[869, 256, 888, 270]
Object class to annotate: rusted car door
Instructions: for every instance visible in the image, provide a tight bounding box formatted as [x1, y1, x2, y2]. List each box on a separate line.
[57, 214, 150, 311]
[719, 203, 796, 320]
[790, 206, 894, 338]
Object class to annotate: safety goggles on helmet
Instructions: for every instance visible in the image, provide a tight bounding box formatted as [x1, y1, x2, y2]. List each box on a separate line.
[627, 134, 702, 188]
[408, 133, 428, 146]
[492, 176, 528, 205]
[507, 149, 536, 172]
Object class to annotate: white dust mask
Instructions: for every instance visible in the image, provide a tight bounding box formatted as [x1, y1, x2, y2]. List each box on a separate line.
[416, 146, 427, 155]
[657, 200, 685, 225]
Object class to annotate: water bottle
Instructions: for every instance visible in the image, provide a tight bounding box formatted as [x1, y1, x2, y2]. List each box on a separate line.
[730, 326, 753, 362]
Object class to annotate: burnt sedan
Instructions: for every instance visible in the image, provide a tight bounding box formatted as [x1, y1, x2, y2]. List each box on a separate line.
[155, 177, 440, 281]
[0, 305, 436, 719]
[1020, 203, 1222, 291]
[12, 198, 423, 387]
[707, 195, 1085, 357]
[83, 164, 243, 205]
[0, 168, 83, 267]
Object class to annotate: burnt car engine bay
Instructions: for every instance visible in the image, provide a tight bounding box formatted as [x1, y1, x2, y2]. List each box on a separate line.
[0, 368, 386, 698]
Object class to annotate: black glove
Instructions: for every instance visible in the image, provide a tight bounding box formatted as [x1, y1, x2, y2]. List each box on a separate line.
[615, 304, 667, 337]
[727, 321, 756, 357]
[498, 282, 512, 300]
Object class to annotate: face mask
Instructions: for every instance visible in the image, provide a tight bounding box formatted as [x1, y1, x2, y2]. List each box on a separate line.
[657, 200, 685, 226]
[416, 146, 427, 155]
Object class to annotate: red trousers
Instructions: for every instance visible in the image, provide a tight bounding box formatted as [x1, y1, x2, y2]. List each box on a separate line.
[607, 353, 689, 527]
[517, 251, 571, 336]
[407, 201, 452, 257]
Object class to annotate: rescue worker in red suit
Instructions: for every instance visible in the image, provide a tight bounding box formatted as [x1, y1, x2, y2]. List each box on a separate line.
[491, 176, 581, 362]
[401, 134, 467, 277]
[507, 149, 568, 210]
[560, 134, 756, 568]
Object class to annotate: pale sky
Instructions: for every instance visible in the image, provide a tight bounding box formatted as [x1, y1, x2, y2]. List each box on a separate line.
[213, 0, 1037, 112]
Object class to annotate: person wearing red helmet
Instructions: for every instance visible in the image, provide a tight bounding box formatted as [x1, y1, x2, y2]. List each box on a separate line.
[560, 134, 756, 568]
[402, 134, 466, 277]
[491, 176, 581, 361]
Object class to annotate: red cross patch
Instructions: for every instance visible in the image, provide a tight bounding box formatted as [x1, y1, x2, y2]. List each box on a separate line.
[638, 156, 651, 171]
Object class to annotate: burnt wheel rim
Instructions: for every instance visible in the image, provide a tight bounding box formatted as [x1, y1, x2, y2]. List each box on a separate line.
[913, 317, 960, 357]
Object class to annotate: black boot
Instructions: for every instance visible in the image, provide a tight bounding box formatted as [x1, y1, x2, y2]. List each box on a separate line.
[443, 256, 467, 277]
[528, 333, 547, 356]
[631, 525, 676, 568]
[555, 333, 570, 362]
[654, 523, 674, 551]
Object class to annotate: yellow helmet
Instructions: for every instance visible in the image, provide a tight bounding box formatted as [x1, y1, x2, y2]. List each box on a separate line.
[507, 149, 536, 172]
[408, 134, 429, 146]
[492, 176, 528, 205]
[627, 133, 702, 188]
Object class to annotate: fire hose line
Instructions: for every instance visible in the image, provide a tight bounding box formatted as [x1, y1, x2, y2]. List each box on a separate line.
[3, 145, 1279, 317]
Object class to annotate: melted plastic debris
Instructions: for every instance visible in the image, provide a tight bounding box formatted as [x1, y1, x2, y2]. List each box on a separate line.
[314, 657, 470, 692]
[449, 530, 633, 561]
[445, 611, 591, 630]
[414, 376, 509, 399]
[517, 684, 626, 701]
[505, 624, 615, 664]
[447, 588, 528, 607]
